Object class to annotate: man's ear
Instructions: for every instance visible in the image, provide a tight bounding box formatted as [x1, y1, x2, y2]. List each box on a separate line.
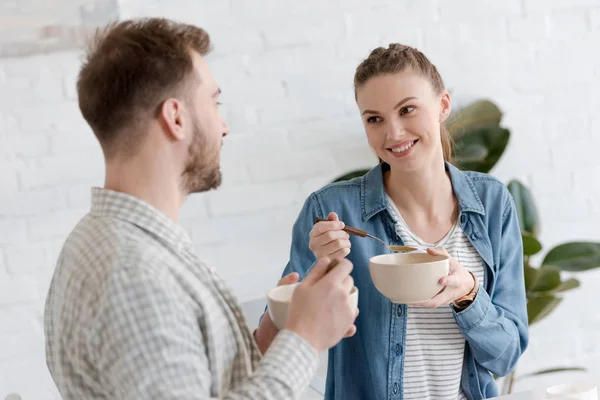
[159, 98, 186, 141]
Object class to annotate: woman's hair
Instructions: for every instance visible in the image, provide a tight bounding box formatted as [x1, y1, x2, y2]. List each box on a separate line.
[354, 44, 452, 161]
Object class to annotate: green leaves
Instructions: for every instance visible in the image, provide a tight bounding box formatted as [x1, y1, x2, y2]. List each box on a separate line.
[452, 127, 510, 173]
[522, 234, 542, 256]
[509, 185, 596, 326]
[525, 260, 581, 325]
[446, 99, 503, 139]
[452, 143, 488, 164]
[448, 100, 509, 174]
[332, 169, 370, 183]
[553, 279, 580, 293]
[524, 261, 583, 325]
[527, 294, 562, 325]
[515, 367, 586, 382]
[528, 266, 561, 293]
[542, 242, 600, 272]
[524, 264, 538, 291]
[507, 180, 539, 236]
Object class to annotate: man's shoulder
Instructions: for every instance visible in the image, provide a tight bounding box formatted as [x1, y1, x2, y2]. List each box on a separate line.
[58, 214, 178, 286]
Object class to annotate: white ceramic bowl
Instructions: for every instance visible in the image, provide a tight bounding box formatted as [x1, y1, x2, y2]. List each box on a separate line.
[267, 282, 359, 330]
[369, 252, 449, 304]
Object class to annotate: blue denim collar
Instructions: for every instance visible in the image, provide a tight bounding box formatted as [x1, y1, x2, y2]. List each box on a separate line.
[361, 161, 486, 221]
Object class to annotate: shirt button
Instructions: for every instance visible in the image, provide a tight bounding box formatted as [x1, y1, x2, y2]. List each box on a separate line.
[393, 382, 399, 394]
[460, 214, 466, 224]
[397, 305, 402, 317]
[396, 344, 401, 355]
[470, 233, 478, 240]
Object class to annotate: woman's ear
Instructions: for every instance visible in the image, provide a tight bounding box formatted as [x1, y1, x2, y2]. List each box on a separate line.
[439, 90, 452, 122]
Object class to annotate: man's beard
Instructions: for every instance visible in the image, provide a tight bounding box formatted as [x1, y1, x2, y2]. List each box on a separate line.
[181, 123, 222, 195]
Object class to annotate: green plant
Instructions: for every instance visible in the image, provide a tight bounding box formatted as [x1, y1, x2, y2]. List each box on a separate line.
[501, 179, 600, 394]
[332, 99, 600, 394]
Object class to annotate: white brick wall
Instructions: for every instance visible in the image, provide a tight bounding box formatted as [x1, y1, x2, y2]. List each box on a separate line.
[1, 0, 600, 398]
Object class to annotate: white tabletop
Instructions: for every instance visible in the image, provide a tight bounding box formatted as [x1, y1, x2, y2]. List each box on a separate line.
[492, 377, 599, 399]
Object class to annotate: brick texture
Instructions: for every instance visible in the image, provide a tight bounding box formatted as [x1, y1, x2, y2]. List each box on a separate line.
[1, 0, 600, 397]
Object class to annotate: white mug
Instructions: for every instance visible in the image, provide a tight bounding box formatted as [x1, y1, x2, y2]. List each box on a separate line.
[546, 382, 599, 400]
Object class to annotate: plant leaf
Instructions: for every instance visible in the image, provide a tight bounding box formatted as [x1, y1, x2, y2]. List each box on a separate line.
[453, 143, 489, 164]
[332, 169, 370, 183]
[542, 242, 600, 272]
[452, 126, 510, 173]
[515, 367, 586, 381]
[529, 266, 561, 293]
[527, 294, 562, 325]
[552, 278, 580, 293]
[447, 99, 503, 139]
[522, 233, 542, 256]
[507, 180, 539, 236]
[523, 264, 538, 293]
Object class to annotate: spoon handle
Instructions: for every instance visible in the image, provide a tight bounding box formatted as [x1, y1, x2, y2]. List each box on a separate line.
[315, 217, 369, 237]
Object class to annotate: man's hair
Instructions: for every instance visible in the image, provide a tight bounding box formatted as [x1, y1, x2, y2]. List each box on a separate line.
[77, 18, 211, 158]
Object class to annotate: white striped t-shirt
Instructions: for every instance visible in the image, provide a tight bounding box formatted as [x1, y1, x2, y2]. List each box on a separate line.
[386, 196, 485, 400]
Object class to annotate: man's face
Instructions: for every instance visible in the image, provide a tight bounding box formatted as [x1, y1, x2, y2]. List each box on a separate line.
[181, 53, 229, 195]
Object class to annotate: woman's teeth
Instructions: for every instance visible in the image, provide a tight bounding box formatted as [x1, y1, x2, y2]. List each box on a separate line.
[391, 141, 415, 153]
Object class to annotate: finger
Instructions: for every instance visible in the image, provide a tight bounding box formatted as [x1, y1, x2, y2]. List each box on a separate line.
[341, 275, 354, 294]
[439, 275, 460, 288]
[328, 212, 339, 222]
[330, 247, 351, 260]
[428, 246, 450, 257]
[310, 230, 350, 248]
[278, 272, 299, 286]
[415, 299, 441, 309]
[320, 239, 351, 256]
[310, 220, 346, 238]
[447, 255, 465, 273]
[426, 247, 440, 256]
[415, 288, 450, 308]
[448, 260, 458, 273]
[303, 257, 332, 285]
[428, 292, 455, 308]
[322, 258, 353, 283]
[344, 325, 357, 338]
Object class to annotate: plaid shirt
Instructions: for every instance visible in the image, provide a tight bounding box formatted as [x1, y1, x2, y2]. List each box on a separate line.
[44, 188, 317, 399]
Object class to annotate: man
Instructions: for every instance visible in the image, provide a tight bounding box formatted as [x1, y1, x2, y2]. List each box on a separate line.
[44, 18, 357, 399]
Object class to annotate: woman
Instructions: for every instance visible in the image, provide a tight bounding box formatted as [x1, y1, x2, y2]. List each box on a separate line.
[277, 44, 528, 399]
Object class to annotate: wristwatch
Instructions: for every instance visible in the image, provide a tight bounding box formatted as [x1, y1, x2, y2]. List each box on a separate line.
[452, 271, 479, 311]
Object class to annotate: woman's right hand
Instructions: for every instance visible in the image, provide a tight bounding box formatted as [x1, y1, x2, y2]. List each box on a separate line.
[309, 212, 351, 259]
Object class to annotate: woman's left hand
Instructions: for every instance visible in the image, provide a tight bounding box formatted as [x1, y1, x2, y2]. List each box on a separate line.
[414, 247, 476, 308]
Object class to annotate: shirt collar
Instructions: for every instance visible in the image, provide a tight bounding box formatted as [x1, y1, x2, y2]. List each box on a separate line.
[89, 187, 192, 250]
[361, 161, 485, 221]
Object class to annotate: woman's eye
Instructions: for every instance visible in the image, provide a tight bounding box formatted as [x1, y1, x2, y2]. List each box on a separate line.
[366, 116, 382, 124]
[400, 106, 415, 116]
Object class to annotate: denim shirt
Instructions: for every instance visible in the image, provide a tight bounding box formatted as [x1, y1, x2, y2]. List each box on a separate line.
[281, 162, 529, 400]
